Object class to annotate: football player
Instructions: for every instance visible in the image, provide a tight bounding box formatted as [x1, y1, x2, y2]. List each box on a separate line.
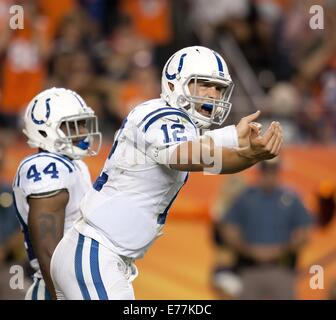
[13, 88, 101, 299]
[50, 46, 282, 299]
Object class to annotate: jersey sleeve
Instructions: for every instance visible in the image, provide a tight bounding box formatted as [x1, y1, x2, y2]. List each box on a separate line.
[16, 154, 76, 198]
[137, 112, 199, 166]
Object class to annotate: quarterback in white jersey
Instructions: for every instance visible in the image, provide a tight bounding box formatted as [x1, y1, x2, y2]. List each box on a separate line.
[12, 88, 101, 299]
[50, 46, 283, 300]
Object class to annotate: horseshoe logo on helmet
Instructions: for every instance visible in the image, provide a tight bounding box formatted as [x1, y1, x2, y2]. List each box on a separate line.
[31, 98, 51, 125]
[165, 53, 187, 80]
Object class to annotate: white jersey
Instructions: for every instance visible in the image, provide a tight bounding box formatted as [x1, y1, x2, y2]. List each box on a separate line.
[75, 98, 199, 259]
[12, 151, 92, 276]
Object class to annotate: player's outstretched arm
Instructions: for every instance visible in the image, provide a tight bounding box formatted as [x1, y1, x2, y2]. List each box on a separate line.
[28, 190, 68, 299]
[169, 121, 283, 173]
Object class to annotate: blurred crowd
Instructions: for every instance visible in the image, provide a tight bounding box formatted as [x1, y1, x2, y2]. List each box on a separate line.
[210, 157, 336, 300]
[0, 0, 335, 145]
[210, 159, 313, 299]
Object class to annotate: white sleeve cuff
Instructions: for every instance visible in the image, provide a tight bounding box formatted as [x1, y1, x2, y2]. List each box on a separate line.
[150, 144, 180, 167]
[203, 125, 238, 148]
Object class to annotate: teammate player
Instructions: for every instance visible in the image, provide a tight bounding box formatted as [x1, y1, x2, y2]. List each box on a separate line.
[51, 46, 283, 299]
[13, 88, 101, 299]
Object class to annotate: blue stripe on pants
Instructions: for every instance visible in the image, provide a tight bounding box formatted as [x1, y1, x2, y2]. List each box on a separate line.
[90, 239, 108, 300]
[45, 286, 52, 300]
[32, 278, 41, 300]
[75, 233, 91, 300]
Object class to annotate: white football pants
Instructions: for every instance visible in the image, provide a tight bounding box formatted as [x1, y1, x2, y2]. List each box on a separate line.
[50, 227, 137, 300]
[25, 276, 52, 300]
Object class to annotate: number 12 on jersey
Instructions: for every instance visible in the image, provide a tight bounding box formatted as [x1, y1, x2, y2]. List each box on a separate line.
[161, 124, 187, 143]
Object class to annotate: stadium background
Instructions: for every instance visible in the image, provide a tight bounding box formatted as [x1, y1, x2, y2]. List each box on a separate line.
[0, 0, 336, 299]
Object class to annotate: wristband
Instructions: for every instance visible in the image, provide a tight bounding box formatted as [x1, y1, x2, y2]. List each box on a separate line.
[203, 125, 238, 148]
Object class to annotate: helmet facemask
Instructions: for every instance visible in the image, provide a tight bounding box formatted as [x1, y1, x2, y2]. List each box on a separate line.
[161, 46, 235, 129]
[178, 75, 234, 129]
[55, 113, 102, 160]
[23, 87, 102, 159]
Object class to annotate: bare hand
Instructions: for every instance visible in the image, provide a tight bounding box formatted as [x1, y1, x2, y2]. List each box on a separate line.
[236, 111, 262, 147]
[249, 121, 283, 160]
